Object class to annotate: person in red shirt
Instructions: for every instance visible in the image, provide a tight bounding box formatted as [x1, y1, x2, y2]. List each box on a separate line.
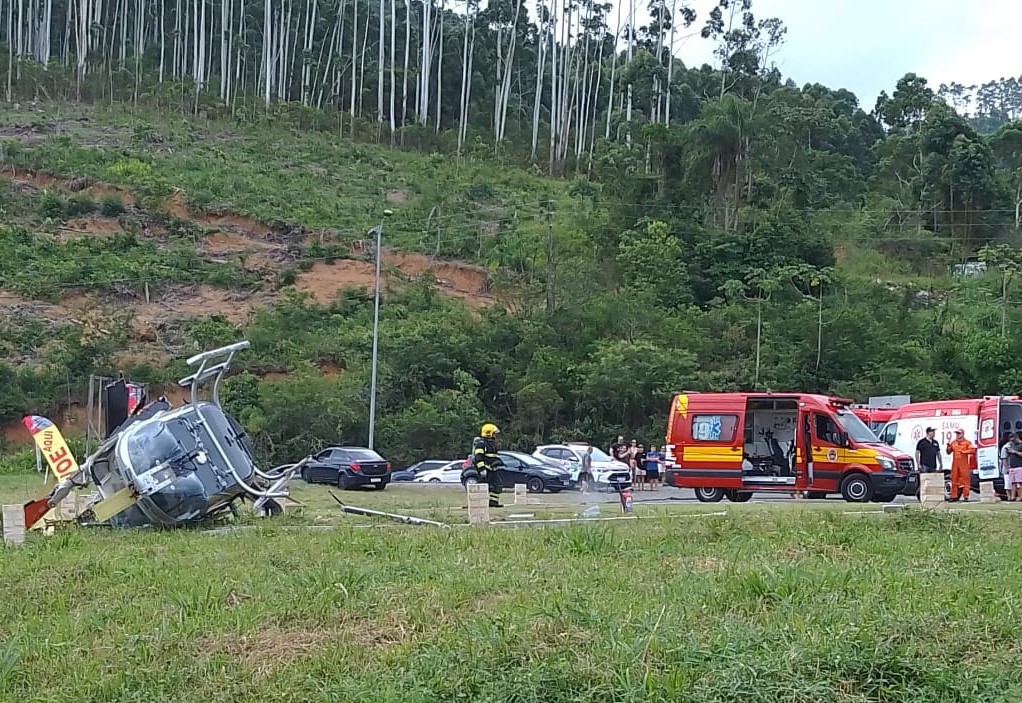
[946, 429, 976, 501]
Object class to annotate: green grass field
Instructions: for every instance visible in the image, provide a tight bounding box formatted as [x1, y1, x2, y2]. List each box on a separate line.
[3, 472, 1022, 702]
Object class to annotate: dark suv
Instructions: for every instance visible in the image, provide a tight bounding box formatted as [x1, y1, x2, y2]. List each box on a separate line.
[302, 447, 392, 489]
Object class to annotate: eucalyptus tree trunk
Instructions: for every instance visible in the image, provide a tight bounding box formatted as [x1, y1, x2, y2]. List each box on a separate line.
[377, 0, 384, 122]
[400, 0, 409, 130]
[434, 0, 442, 132]
[600, 0, 617, 138]
[529, 8, 546, 159]
[389, 0, 396, 140]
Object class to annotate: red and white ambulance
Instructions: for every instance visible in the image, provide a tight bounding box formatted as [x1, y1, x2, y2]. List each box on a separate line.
[874, 396, 1022, 498]
[663, 392, 917, 503]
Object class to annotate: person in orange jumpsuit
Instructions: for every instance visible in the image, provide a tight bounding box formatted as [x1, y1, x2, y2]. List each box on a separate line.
[946, 428, 976, 501]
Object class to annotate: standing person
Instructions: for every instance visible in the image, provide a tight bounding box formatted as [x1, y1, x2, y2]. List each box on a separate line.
[621, 439, 637, 488]
[1008, 433, 1022, 501]
[946, 428, 976, 502]
[466, 423, 505, 508]
[1001, 433, 1014, 500]
[915, 427, 942, 474]
[613, 436, 630, 465]
[634, 443, 647, 491]
[579, 445, 594, 497]
[645, 444, 663, 490]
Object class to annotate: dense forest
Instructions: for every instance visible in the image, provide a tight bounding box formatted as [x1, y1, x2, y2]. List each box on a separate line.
[3, 0, 1022, 466]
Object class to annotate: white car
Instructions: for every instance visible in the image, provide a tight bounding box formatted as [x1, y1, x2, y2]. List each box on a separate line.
[533, 443, 632, 491]
[412, 460, 465, 484]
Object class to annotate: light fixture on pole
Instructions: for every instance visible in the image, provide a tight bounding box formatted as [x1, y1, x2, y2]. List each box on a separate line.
[367, 209, 393, 450]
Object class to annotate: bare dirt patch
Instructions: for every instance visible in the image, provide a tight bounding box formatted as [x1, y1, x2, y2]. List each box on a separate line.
[111, 346, 174, 370]
[168, 190, 273, 237]
[385, 188, 411, 204]
[131, 284, 274, 326]
[294, 259, 382, 303]
[0, 166, 136, 206]
[319, 361, 341, 376]
[204, 231, 278, 255]
[382, 250, 494, 307]
[295, 252, 496, 307]
[58, 215, 124, 240]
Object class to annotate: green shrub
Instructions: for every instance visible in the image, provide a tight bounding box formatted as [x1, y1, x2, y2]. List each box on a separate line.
[37, 191, 65, 219]
[99, 194, 126, 217]
[65, 193, 97, 216]
[278, 266, 298, 286]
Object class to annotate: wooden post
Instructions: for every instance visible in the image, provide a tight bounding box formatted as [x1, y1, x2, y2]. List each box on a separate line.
[3, 505, 26, 546]
[514, 484, 527, 506]
[980, 481, 998, 504]
[467, 484, 490, 526]
[919, 473, 945, 509]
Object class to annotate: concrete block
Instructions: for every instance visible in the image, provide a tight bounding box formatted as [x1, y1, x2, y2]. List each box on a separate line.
[3, 505, 26, 546]
[980, 481, 998, 504]
[467, 484, 490, 526]
[919, 473, 946, 510]
[882, 503, 906, 513]
[514, 484, 527, 506]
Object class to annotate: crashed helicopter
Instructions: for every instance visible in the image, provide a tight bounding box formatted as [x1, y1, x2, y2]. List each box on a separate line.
[22, 341, 305, 531]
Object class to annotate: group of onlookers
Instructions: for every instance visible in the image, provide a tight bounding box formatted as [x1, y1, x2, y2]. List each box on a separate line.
[610, 436, 663, 490]
[916, 426, 1022, 501]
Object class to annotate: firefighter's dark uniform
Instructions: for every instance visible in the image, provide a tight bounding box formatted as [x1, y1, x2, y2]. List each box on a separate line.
[472, 424, 504, 508]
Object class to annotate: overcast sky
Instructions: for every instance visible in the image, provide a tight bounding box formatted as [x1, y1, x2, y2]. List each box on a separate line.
[618, 0, 1021, 110]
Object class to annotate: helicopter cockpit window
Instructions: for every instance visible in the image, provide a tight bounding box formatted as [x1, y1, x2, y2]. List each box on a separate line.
[125, 422, 185, 476]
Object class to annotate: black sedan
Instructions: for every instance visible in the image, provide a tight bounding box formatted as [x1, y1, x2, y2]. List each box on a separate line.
[461, 451, 575, 493]
[392, 459, 449, 482]
[302, 446, 392, 490]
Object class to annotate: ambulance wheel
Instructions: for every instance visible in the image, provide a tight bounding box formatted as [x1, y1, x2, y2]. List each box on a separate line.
[840, 473, 873, 503]
[695, 487, 725, 502]
[726, 490, 752, 502]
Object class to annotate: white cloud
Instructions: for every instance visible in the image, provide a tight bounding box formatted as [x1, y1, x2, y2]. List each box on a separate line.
[590, 0, 1020, 106]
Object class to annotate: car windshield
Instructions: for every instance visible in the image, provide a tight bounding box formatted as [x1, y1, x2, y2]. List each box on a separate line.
[340, 448, 384, 461]
[507, 452, 554, 467]
[834, 409, 881, 444]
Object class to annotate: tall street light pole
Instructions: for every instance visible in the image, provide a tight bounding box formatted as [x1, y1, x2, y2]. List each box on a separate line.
[367, 209, 393, 450]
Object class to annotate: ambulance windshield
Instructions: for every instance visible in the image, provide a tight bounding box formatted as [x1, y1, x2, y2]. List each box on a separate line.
[834, 409, 881, 444]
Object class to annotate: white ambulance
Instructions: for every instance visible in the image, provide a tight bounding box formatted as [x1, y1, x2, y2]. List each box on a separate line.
[875, 396, 1022, 499]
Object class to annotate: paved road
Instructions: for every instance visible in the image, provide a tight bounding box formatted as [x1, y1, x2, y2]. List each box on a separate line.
[390, 481, 919, 506]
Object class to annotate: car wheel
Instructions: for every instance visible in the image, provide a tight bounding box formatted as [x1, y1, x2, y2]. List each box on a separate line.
[375, 482, 387, 491]
[727, 490, 752, 502]
[526, 477, 544, 493]
[694, 487, 725, 503]
[337, 473, 351, 490]
[840, 473, 873, 503]
[301, 467, 310, 483]
[429, 478, 441, 483]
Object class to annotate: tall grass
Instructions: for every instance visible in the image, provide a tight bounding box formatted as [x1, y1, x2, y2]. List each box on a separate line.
[2, 510, 1022, 701]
